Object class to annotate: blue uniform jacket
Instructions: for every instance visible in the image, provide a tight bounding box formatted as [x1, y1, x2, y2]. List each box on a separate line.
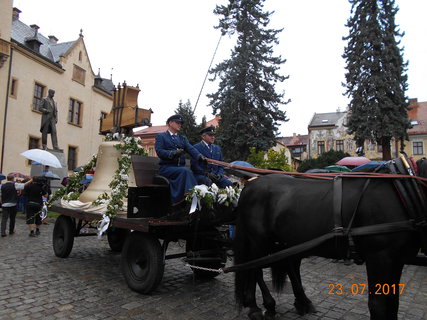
[155, 131, 202, 165]
[191, 142, 225, 176]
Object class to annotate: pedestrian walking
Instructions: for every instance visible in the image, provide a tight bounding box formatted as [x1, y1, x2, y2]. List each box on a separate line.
[1, 175, 26, 237]
[24, 176, 48, 237]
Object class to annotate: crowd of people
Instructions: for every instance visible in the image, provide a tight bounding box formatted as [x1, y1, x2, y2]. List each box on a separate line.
[0, 173, 50, 238]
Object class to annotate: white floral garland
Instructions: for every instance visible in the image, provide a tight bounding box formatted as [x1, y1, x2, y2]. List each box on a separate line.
[186, 183, 242, 214]
[93, 133, 146, 237]
[51, 133, 146, 237]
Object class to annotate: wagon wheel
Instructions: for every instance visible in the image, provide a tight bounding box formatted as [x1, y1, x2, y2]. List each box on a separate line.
[186, 229, 226, 279]
[53, 215, 75, 258]
[121, 232, 164, 294]
[107, 227, 130, 252]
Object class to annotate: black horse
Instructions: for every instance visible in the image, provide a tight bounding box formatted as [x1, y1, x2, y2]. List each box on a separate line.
[232, 159, 427, 320]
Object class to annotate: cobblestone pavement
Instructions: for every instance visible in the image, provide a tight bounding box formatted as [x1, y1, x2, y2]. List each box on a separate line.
[0, 214, 426, 320]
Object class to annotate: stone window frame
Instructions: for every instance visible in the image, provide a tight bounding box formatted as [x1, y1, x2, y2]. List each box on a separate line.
[9, 77, 18, 99]
[27, 136, 40, 165]
[32, 82, 45, 112]
[67, 145, 78, 171]
[68, 98, 83, 126]
[412, 141, 424, 155]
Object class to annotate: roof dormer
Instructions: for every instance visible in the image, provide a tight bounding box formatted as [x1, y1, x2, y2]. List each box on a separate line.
[25, 24, 43, 53]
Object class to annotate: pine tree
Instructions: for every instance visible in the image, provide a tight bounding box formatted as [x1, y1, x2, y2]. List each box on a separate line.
[343, 0, 409, 160]
[174, 100, 203, 145]
[208, 0, 289, 161]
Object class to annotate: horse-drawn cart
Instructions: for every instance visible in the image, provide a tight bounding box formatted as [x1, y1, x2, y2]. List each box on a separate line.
[51, 155, 235, 294]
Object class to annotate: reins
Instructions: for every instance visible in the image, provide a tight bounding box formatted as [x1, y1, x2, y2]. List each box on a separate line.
[206, 158, 427, 184]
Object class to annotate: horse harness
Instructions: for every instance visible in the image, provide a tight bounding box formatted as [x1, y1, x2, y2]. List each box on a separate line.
[221, 155, 427, 273]
[332, 155, 427, 264]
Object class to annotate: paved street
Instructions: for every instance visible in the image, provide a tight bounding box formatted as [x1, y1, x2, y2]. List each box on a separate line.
[0, 213, 426, 320]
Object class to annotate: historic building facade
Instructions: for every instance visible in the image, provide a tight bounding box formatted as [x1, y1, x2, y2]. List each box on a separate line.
[308, 111, 391, 160]
[0, 3, 115, 175]
[403, 98, 427, 161]
[307, 104, 427, 161]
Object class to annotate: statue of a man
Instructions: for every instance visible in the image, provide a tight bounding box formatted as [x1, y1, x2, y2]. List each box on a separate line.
[40, 89, 59, 150]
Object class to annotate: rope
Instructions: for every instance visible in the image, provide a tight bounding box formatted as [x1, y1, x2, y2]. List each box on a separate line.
[193, 33, 223, 113]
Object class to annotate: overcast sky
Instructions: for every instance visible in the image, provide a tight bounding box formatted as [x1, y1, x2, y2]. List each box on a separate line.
[13, 0, 427, 137]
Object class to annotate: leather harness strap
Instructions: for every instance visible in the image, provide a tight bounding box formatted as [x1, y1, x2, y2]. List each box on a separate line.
[333, 177, 343, 232]
[216, 156, 427, 273]
[223, 220, 415, 273]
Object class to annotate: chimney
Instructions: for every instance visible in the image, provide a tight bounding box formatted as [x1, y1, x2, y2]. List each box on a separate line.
[12, 8, 21, 21]
[409, 98, 418, 105]
[48, 35, 58, 44]
[30, 24, 40, 31]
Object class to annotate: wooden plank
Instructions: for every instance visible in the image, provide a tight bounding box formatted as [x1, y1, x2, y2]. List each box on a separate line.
[51, 205, 188, 233]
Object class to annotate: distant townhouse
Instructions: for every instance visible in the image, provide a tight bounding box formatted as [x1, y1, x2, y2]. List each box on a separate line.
[277, 133, 308, 169]
[134, 125, 168, 157]
[404, 98, 427, 161]
[308, 111, 390, 160]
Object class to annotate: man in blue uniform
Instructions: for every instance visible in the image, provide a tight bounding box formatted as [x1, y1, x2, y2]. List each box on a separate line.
[191, 125, 233, 188]
[155, 114, 206, 205]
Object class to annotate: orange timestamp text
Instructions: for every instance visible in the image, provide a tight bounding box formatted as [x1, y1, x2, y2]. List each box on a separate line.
[328, 283, 406, 295]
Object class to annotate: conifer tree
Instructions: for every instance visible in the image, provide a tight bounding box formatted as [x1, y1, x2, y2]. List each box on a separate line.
[175, 100, 203, 145]
[208, 0, 289, 161]
[343, 0, 409, 160]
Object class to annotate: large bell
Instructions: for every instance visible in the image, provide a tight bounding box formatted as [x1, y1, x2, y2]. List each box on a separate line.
[78, 141, 137, 203]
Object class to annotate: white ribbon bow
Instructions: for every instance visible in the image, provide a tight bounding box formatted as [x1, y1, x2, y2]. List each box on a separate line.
[189, 184, 215, 214]
[39, 203, 48, 220]
[97, 215, 110, 239]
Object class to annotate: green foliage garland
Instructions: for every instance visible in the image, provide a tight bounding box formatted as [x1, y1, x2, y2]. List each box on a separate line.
[93, 134, 147, 218]
[48, 155, 97, 204]
[49, 134, 147, 219]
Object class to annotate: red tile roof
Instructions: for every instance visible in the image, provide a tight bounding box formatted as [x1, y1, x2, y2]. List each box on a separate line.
[134, 115, 221, 137]
[408, 99, 427, 135]
[206, 115, 220, 128]
[134, 125, 167, 136]
[278, 134, 309, 146]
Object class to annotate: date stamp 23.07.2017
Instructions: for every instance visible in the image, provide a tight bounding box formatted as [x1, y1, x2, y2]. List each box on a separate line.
[328, 283, 406, 295]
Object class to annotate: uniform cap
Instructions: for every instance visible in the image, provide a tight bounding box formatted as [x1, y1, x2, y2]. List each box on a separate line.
[200, 125, 215, 135]
[166, 114, 184, 124]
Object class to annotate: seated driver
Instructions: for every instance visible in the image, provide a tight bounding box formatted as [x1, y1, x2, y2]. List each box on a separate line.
[155, 114, 206, 206]
[191, 125, 233, 188]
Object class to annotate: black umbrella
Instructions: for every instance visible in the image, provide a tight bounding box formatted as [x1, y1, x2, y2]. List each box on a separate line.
[42, 172, 61, 180]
